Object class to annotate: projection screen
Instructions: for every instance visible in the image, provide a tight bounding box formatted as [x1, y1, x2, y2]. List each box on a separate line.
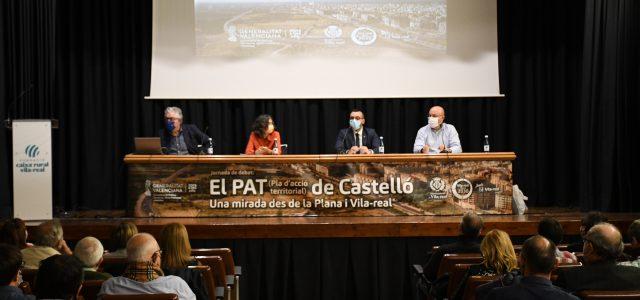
[149, 0, 501, 99]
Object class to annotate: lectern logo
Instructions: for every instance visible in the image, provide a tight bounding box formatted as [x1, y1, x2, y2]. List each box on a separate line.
[429, 177, 446, 192]
[452, 178, 473, 200]
[25, 145, 40, 158]
[351, 27, 377, 46]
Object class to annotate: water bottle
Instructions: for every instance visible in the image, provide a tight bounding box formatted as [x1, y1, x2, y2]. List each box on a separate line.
[207, 138, 214, 155]
[379, 136, 385, 154]
[273, 138, 279, 155]
[483, 135, 490, 152]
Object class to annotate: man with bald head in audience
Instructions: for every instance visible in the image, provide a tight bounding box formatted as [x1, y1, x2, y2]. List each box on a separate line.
[413, 106, 462, 154]
[98, 233, 195, 300]
[483, 235, 578, 300]
[556, 223, 640, 292]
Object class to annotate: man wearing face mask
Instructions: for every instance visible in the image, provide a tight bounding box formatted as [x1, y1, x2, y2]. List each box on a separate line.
[159, 106, 210, 155]
[335, 109, 382, 154]
[413, 106, 462, 154]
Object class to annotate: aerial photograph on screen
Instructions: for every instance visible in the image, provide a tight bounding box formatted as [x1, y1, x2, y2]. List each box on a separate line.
[194, 0, 446, 57]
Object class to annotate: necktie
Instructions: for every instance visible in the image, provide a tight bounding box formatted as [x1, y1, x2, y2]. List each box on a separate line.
[355, 133, 361, 147]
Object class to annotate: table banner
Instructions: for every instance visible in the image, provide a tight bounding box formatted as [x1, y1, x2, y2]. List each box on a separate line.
[128, 159, 512, 217]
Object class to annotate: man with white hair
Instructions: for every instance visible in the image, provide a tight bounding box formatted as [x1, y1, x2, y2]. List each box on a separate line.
[98, 233, 195, 300]
[74, 236, 112, 280]
[159, 106, 210, 155]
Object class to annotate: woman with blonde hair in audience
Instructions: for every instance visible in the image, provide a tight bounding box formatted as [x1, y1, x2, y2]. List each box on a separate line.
[159, 223, 209, 299]
[159, 223, 199, 270]
[105, 221, 138, 257]
[451, 229, 518, 300]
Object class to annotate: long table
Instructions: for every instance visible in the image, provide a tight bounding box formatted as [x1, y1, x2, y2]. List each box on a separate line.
[124, 153, 516, 217]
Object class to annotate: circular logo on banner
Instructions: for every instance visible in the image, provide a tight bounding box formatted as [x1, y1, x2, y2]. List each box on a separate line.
[25, 144, 40, 158]
[324, 25, 343, 38]
[451, 178, 473, 200]
[429, 177, 446, 192]
[351, 27, 377, 46]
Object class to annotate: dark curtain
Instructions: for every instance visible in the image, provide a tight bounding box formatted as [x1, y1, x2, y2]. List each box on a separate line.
[2, 0, 640, 212]
[578, 0, 640, 211]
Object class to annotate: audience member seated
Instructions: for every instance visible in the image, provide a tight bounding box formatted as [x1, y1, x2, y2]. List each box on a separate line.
[420, 212, 483, 298]
[555, 223, 640, 292]
[481, 235, 579, 300]
[74, 236, 112, 280]
[450, 229, 518, 300]
[105, 222, 138, 258]
[567, 211, 608, 253]
[98, 233, 195, 300]
[34, 255, 84, 300]
[423, 212, 484, 281]
[538, 217, 578, 264]
[159, 223, 198, 271]
[21, 220, 73, 269]
[0, 244, 35, 300]
[0, 219, 32, 249]
[620, 219, 640, 265]
[159, 223, 207, 300]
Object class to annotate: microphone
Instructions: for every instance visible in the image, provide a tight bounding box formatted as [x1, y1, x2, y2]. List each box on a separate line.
[198, 125, 209, 154]
[5, 83, 34, 126]
[340, 128, 349, 154]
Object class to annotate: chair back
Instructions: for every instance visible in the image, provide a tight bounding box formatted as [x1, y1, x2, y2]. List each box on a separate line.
[576, 290, 640, 299]
[188, 265, 217, 300]
[80, 280, 105, 300]
[447, 263, 473, 299]
[195, 256, 227, 287]
[461, 275, 499, 300]
[436, 254, 483, 278]
[191, 248, 236, 275]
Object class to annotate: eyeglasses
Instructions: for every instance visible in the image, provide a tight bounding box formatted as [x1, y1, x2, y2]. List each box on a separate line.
[165, 117, 180, 122]
[349, 116, 363, 120]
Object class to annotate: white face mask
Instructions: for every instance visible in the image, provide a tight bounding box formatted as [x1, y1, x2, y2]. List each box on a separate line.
[428, 117, 440, 129]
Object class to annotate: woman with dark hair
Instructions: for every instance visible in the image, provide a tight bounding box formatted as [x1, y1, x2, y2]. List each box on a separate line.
[244, 114, 282, 155]
[0, 218, 31, 249]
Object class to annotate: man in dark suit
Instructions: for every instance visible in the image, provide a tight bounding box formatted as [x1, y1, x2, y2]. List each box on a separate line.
[416, 212, 483, 299]
[555, 223, 640, 292]
[335, 109, 381, 154]
[423, 212, 484, 281]
[159, 106, 209, 155]
[482, 235, 578, 300]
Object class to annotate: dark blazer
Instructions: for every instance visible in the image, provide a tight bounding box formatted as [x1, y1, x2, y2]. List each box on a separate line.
[486, 276, 579, 300]
[163, 260, 208, 300]
[159, 124, 210, 155]
[423, 238, 481, 281]
[335, 127, 381, 154]
[555, 261, 640, 292]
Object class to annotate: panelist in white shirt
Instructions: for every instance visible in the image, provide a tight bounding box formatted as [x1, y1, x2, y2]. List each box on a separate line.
[413, 106, 462, 154]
